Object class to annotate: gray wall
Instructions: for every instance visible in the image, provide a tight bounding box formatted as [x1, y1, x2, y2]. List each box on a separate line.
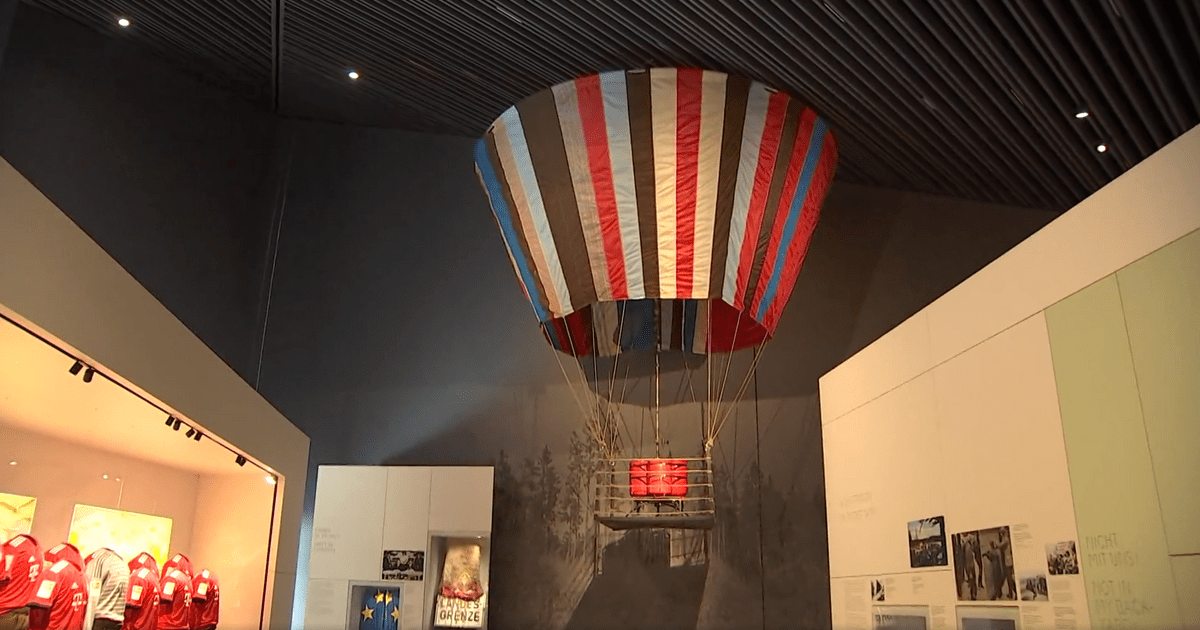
[258, 119, 1056, 629]
[0, 2, 279, 382]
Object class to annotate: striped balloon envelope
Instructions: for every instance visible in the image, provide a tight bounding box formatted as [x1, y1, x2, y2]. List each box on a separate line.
[474, 68, 838, 357]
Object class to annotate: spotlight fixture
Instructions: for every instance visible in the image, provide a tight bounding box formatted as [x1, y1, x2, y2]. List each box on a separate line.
[235, 455, 247, 467]
[186, 428, 196, 439]
[1075, 111, 1090, 119]
[69, 360, 84, 375]
[166, 416, 175, 426]
[347, 70, 360, 80]
[83, 367, 95, 383]
[117, 17, 130, 27]
[193, 431, 202, 442]
[8, 461, 16, 466]
[264, 476, 276, 485]
[1097, 144, 1108, 153]
[173, 418, 182, 431]
[102, 474, 108, 480]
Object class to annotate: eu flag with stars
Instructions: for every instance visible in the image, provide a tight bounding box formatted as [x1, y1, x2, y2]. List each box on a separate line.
[359, 587, 401, 630]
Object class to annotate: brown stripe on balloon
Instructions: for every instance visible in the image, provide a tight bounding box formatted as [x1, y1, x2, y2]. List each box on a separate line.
[485, 129, 552, 318]
[626, 69, 660, 297]
[671, 299, 685, 349]
[708, 75, 750, 299]
[516, 90, 598, 311]
[742, 96, 804, 312]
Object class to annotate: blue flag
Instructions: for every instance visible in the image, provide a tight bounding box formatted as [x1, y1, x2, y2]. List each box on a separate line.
[358, 587, 401, 630]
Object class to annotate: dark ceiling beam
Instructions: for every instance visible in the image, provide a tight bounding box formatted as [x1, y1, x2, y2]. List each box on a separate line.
[271, 0, 282, 112]
[1114, 0, 1189, 135]
[1145, 1, 1200, 123]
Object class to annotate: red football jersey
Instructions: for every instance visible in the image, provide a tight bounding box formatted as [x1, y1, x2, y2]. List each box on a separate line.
[188, 570, 218, 629]
[0, 534, 43, 614]
[123, 566, 160, 630]
[128, 553, 159, 576]
[158, 555, 191, 581]
[29, 543, 88, 630]
[155, 569, 192, 630]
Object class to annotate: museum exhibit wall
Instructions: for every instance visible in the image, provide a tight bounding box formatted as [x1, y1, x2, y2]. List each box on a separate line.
[0, 2, 279, 382]
[0, 424, 201, 554]
[0, 158, 310, 630]
[302, 466, 493, 630]
[253, 118, 1056, 630]
[820, 124, 1200, 630]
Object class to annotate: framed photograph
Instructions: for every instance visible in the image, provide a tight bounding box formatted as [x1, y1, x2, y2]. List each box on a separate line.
[0, 493, 36, 541]
[871, 579, 885, 602]
[1045, 541, 1079, 575]
[68, 504, 172, 568]
[872, 605, 929, 630]
[382, 550, 425, 581]
[908, 516, 948, 568]
[1018, 571, 1048, 601]
[951, 526, 1016, 601]
[956, 605, 1021, 630]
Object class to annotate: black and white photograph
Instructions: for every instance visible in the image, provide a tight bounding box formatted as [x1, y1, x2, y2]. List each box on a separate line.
[952, 526, 1016, 601]
[871, 579, 885, 602]
[1045, 541, 1079, 576]
[956, 605, 1021, 630]
[1018, 571, 1049, 602]
[872, 605, 929, 630]
[907, 516, 948, 568]
[381, 549, 425, 581]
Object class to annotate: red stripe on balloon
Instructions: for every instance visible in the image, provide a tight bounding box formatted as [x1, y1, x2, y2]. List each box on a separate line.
[751, 109, 817, 316]
[761, 136, 838, 331]
[733, 90, 790, 306]
[674, 68, 704, 296]
[576, 75, 629, 299]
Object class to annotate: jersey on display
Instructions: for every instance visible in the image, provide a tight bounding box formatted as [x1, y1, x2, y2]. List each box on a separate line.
[156, 569, 192, 630]
[84, 548, 129, 626]
[0, 534, 42, 615]
[189, 570, 219, 630]
[29, 544, 88, 630]
[128, 553, 158, 576]
[123, 566, 159, 630]
[159, 555, 191, 580]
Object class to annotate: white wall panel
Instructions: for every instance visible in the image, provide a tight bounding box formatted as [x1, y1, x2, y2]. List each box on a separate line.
[383, 467, 433, 552]
[308, 466, 388, 581]
[429, 467, 494, 533]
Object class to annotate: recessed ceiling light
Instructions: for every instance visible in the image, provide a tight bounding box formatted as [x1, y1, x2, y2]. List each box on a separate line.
[1096, 144, 1108, 153]
[1075, 111, 1089, 119]
[347, 70, 360, 80]
[103, 474, 109, 479]
[8, 461, 15, 466]
[265, 476, 276, 485]
[117, 17, 130, 27]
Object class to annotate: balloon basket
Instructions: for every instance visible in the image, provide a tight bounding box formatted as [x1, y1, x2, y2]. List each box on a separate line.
[593, 456, 715, 530]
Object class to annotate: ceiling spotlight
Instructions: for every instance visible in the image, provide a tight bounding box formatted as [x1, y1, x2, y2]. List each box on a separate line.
[265, 476, 276, 485]
[347, 70, 360, 80]
[69, 360, 84, 375]
[8, 461, 16, 466]
[1075, 111, 1090, 119]
[172, 419, 182, 431]
[117, 17, 130, 27]
[102, 474, 108, 480]
[235, 455, 247, 467]
[166, 416, 175, 426]
[82, 367, 95, 383]
[1097, 144, 1108, 153]
[193, 431, 202, 442]
[186, 428, 196, 439]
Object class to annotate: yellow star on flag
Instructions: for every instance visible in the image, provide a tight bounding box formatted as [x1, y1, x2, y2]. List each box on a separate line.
[385, 591, 393, 605]
[361, 606, 374, 620]
[391, 607, 401, 622]
[375, 591, 385, 603]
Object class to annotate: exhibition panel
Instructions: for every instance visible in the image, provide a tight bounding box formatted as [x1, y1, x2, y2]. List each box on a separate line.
[821, 127, 1200, 629]
[0, 314, 278, 630]
[0, 157, 310, 630]
[303, 466, 493, 630]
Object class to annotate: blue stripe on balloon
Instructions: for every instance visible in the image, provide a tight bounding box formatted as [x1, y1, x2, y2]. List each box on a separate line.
[475, 139, 549, 322]
[756, 118, 829, 322]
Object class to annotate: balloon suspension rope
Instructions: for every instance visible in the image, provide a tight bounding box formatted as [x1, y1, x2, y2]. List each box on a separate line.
[707, 308, 744, 448]
[654, 348, 661, 458]
[710, 341, 769, 446]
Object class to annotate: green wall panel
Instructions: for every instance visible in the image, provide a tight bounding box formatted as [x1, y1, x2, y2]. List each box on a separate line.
[1046, 276, 1182, 630]
[1116, 228, 1200, 556]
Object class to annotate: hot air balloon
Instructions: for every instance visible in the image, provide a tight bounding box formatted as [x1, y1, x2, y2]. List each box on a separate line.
[474, 68, 837, 531]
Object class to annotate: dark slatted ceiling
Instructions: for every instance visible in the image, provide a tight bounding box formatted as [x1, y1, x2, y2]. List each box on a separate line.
[21, 0, 1200, 211]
